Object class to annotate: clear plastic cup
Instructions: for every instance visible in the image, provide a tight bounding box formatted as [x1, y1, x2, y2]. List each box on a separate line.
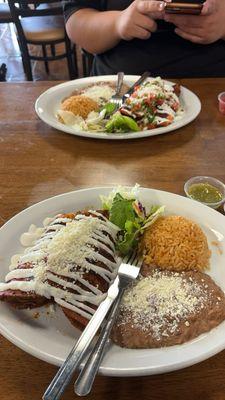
[184, 176, 225, 209]
[218, 92, 225, 115]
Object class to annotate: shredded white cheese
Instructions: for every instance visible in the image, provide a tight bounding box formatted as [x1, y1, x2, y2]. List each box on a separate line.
[81, 85, 115, 104]
[119, 270, 212, 340]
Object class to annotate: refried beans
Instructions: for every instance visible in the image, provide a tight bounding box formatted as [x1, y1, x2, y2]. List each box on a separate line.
[111, 267, 225, 348]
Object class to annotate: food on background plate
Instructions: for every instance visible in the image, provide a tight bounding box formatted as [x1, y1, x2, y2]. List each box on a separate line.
[70, 82, 117, 106]
[61, 95, 98, 119]
[57, 77, 184, 134]
[140, 215, 211, 272]
[57, 81, 117, 129]
[117, 79, 182, 131]
[112, 267, 225, 348]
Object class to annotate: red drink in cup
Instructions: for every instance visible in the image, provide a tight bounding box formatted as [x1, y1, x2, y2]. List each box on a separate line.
[218, 92, 225, 115]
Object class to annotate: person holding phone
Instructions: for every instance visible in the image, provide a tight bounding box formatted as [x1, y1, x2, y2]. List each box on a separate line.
[164, 0, 225, 44]
[64, 0, 225, 77]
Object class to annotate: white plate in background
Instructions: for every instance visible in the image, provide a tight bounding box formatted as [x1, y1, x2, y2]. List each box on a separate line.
[35, 75, 201, 140]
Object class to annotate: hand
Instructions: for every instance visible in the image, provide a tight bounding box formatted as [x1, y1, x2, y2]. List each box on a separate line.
[116, 0, 166, 41]
[164, 0, 225, 44]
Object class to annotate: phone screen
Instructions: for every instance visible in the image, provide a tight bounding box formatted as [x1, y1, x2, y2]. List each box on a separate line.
[165, 0, 204, 15]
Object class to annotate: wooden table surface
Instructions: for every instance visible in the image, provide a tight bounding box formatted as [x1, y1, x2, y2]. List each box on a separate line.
[1, 78, 225, 400]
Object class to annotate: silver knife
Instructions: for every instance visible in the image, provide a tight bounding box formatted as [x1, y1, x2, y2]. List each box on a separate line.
[42, 277, 119, 400]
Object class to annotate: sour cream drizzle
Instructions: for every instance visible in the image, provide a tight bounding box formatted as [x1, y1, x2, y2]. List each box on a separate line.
[0, 211, 120, 320]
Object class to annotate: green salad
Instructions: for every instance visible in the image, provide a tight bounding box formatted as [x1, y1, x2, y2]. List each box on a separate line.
[100, 185, 165, 255]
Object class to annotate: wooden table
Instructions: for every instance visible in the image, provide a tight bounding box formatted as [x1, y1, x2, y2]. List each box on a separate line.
[1, 78, 225, 400]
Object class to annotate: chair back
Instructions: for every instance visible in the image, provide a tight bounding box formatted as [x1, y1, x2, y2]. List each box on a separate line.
[7, 0, 64, 47]
[7, 0, 77, 80]
[8, 0, 63, 18]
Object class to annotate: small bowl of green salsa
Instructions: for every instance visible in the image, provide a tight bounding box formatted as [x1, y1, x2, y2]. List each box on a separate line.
[184, 176, 225, 209]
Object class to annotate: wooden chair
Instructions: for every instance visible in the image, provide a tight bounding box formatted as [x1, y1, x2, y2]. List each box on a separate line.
[7, 0, 78, 80]
[0, 2, 13, 82]
[0, 2, 13, 24]
[0, 63, 7, 81]
[81, 49, 94, 77]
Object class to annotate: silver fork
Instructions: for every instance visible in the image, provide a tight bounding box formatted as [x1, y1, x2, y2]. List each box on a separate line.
[110, 71, 124, 107]
[74, 251, 142, 397]
[42, 251, 141, 400]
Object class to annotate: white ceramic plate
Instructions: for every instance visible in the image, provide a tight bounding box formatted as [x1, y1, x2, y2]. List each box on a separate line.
[35, 75, 201, 140]
[0, 187, 224, 377]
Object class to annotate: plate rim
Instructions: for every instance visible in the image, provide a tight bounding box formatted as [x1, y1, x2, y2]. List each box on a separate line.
[35, 75, 201, 140]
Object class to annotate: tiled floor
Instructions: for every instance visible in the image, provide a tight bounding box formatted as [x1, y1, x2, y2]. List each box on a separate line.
[0, 21, 83, 81]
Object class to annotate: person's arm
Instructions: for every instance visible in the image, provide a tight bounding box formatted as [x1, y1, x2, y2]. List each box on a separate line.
[65, 0, 166, 55]
[66, 8, 121, 54]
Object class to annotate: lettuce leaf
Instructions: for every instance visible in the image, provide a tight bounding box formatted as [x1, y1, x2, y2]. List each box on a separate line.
[116, 219, 139, 255]
[102, 102, 117, 117]
[100, 184, 140, 211]
[106, 112, 140, 133]
[117, 231, 138, 255]
[109, 193, 136, 229]
[100, 187, 165, 255]
[141, 205, 165, 230]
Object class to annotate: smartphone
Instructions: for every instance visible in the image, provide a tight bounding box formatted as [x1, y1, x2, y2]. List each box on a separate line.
[165, 0, 204, 15]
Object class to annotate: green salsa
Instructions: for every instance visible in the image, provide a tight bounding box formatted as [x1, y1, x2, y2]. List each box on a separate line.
[188, 183, 223, 203]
